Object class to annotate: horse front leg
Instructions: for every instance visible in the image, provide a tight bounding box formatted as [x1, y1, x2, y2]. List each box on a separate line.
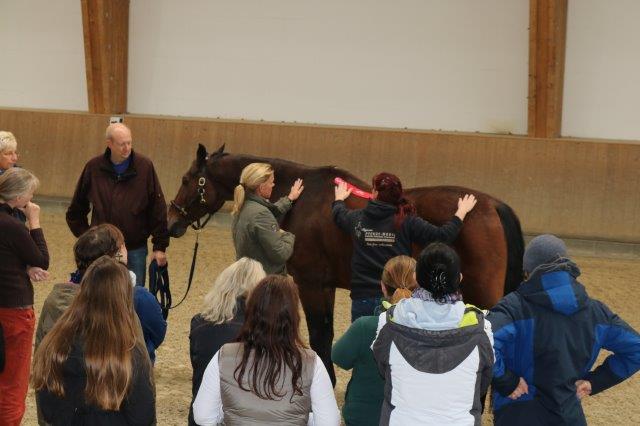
[299, 282, 336, 386]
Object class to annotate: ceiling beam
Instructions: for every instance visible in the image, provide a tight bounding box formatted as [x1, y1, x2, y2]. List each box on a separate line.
[528, 0, 568, 138]
[81, 0, 129, 114]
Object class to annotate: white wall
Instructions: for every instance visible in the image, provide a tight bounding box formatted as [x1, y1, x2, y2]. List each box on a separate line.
[129, 0, 529, 133]
[0, 0, 87, 111]
[563, 0, 640, 141]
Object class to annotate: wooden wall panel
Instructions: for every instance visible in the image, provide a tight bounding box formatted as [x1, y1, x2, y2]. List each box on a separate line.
[1, 108, 639, 242]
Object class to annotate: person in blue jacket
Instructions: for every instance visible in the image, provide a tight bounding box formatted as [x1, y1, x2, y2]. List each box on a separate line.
[489, 234, 640, 425]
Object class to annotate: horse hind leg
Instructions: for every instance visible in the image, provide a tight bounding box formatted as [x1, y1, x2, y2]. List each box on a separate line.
[299, 282, 336, 386]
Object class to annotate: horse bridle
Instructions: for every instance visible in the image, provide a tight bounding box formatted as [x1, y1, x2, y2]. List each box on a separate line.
[170, 175, 213, 231]
[165, 173, 214, 312]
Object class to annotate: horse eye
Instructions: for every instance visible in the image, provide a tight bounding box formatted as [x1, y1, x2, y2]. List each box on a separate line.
[182, 177, 189, 185]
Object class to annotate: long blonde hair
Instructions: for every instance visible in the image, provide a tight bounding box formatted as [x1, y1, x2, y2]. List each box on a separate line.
[0, 167, 39, 202]
[32, 256, 150, 410]
[231, 163, 274, 215]
[382, 255, 417, 304]
[201, 257, 266, 324]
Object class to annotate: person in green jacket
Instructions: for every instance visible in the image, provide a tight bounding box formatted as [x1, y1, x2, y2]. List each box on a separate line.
[231, 163, 304, 275]
[332, 255, 417, 426]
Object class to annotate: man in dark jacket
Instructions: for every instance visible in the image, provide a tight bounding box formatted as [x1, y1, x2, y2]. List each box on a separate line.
[66, 123, 169, 287]
[489, 234, 640, 425]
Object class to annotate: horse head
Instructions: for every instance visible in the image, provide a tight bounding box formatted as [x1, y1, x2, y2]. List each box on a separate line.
[167, 143, 228, 237]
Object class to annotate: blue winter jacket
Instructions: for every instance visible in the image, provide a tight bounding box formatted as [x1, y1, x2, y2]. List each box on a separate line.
[488, 260, 640, 425]
[134, 286, 167, 363]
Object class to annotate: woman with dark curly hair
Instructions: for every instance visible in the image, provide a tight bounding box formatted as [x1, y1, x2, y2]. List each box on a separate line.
[193, 275, 339, 425]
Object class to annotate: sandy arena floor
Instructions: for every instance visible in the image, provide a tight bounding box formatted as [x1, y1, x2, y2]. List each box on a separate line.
[20, 210, 640, 425]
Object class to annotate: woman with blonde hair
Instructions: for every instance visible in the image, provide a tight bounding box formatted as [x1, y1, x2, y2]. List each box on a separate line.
[0, 167, 49, 426]
[231, 162, 304, 274]
[33, 256, 155, 426]
[188, 257, 266, 426]
[193, 275, 340, 425]
[332, 255, 417, 426]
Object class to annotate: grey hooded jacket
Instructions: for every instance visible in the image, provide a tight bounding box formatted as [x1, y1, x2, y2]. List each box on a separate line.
[372, 303, 494, 426]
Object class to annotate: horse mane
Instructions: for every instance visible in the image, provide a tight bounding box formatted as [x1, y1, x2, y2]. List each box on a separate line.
[209, 151, 369, 191]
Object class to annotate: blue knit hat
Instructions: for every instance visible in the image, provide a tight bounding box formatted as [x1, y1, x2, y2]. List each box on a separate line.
[523, 234, 568, 273]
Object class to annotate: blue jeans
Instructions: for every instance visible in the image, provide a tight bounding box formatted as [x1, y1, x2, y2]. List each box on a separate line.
[127, 246, 148, 287]
[351, 297, 382, 323]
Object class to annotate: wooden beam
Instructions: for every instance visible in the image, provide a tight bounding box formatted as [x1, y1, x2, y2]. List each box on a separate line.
[528, 0, 568, 138]
[81, 0, 129, 114]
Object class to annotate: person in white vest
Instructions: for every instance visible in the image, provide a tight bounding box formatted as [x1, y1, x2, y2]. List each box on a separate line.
[193, 275, 340, 426]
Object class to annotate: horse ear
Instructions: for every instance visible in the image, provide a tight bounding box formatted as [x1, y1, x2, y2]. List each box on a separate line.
[214, 143, 225, 155]
[197, 144, 207, 164]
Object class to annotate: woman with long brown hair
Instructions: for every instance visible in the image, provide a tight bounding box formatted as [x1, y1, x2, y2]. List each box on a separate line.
[32, 256, 155, 426]
[333, 171, 477, 321]
[193, 275, 340, 425]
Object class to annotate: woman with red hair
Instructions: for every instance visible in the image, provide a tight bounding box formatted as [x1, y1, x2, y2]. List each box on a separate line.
[333, 172, 476, 321]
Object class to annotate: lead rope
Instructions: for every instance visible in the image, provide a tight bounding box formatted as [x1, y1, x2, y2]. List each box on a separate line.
[169, 228, 201, 310]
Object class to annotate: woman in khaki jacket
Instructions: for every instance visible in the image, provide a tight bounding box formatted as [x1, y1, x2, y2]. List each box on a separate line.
[231, 163, 303, 275]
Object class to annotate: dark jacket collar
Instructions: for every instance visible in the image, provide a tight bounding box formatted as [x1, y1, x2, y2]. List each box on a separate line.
[100, 148, 137, 181]
[0, 202, 16, 215]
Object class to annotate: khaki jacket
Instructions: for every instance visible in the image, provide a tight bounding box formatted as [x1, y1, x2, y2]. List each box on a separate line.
[232, 193, 294, 275]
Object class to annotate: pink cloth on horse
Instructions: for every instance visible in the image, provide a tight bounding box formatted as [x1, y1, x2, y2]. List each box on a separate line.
[334, 177, 372, 199]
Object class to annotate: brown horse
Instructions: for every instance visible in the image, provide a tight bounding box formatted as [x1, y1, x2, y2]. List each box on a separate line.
[168, 144, 524, 384]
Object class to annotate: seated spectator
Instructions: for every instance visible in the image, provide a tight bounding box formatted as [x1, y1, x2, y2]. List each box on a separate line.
[489, 234, 640, 425]
[35, 224, 166, 362]
[372, 243, 494, 425]
[188, 257, 265, 426]
[332, 255, 417, 426]
[193, 275, 340, 426]
[32, 256, 155, 426]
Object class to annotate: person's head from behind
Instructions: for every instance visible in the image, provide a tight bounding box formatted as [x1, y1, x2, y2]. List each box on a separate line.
[381, 255, 417, 304]
[0, 131, 18, 170]
[372, 172, 403, 205]
[232, 163, 275, 215]
[74, 224, 127, 273]
[416, 243, 462, 303]
[235, 275, 306, 399]
[371, 172, 416, 227]
[201, 257, 266, 324]
[523, 234, 568, 277]
[32, 256, 148, 410]
[0, 167, 39, 208]
[105, 123, 133, 164]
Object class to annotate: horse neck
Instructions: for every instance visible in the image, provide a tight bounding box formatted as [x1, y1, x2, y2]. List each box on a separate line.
[209, 153, 370, 202]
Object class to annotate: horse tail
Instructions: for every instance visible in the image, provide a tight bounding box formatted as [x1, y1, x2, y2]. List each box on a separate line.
[495, 201, 524, 295]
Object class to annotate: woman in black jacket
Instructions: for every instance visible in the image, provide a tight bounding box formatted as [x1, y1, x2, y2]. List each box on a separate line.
[333, 172, 476, 321]
[188, 257, 266, 425]
[32, 256, 155, 426]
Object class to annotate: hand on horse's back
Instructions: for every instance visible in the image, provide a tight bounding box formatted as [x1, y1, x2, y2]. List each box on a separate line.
[288, 178, 304, 201]
[455, 194, 477, 221]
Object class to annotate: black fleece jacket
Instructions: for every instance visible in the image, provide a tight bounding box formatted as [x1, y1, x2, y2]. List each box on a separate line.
[332, 199, 462, 299]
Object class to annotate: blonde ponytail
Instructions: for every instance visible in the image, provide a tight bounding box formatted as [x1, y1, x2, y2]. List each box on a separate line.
[232, 163, 274, 216]
[381, 255, 417, 304]
[232, 184, 245, 216]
